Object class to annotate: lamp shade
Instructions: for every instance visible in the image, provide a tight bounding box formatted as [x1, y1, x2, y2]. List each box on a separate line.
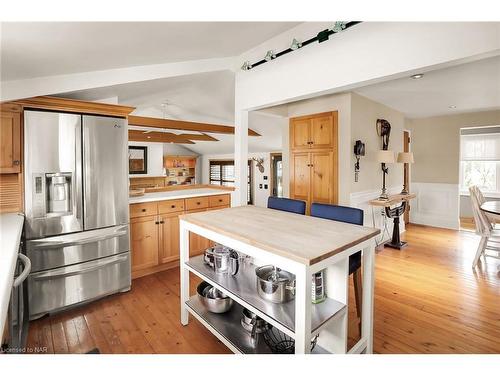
[376, 150, 395, 164]
[397, 152, 414, 163]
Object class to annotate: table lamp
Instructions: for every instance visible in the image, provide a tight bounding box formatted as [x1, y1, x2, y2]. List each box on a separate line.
[397, 151, 414, 194]
[376, 150, 395, 200]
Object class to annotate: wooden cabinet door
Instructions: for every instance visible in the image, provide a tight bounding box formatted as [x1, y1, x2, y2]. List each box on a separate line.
[0, 108, 21, 173]
[290, 118, 311, 150]
[310, 114, 334, 149]
[187, 208, 211, 257]
[130, 215, 159, 272]
[159, 212, 181, 264]
[290, 152, 310, 203]
[310, 151, 334, 205]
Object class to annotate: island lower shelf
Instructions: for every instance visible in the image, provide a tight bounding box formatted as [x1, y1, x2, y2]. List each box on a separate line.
[185, 255, 346, 337]
[186, 296, 330, 354]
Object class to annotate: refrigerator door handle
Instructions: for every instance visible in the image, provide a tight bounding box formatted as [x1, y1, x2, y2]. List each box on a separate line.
[28, 225, 128, 250]
[32, 253, 129, 281]
[13, 254, 32, 288]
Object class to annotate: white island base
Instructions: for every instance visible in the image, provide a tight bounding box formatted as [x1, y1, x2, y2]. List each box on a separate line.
[179, 206, 379, 354]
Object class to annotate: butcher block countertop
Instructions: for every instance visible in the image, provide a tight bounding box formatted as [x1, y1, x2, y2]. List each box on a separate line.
[180, 205, 380, 265]
[129, 188, 231, 204]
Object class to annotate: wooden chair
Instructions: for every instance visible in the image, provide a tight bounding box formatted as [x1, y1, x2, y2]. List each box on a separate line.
[267, 196, 306, 215]
[310, 203, 364, 331]
[469, 186, 500, 268]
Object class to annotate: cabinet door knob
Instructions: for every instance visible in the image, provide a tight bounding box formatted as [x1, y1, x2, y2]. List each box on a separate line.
[160, 221, 164, 224]
[196, 202, 201, 205]
[171, 205, 176, 208]
[13, 160, 20, 166]
[141, 208, 147, 212]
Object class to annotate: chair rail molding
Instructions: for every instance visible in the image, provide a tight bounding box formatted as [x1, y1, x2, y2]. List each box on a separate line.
[410, 182, 460, 230]
[350, 186, 405, 244]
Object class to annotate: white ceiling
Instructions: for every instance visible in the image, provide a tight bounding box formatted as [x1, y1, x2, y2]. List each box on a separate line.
[354, 55, 500, 118]
[62, 70, 235, 125]
[0, 22, 300, 81]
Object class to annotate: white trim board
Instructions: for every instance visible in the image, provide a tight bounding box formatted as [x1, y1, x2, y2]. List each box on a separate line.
[410, 182, 460, 230]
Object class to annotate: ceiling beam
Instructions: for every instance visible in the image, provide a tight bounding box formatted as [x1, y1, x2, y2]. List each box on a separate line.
[128, 115, 261, 136]
[129, 130, 194, 144]
[180, 133, 219, 141]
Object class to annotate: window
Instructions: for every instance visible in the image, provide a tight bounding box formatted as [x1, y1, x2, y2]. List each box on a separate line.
[209, 160, 252, 204]
[460, 128, 500, 194]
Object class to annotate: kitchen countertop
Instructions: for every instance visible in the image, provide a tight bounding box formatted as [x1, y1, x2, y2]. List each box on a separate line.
[0, 213, 24, 343]
[180, 205, 380, 265]
[129, 188, 231, 204]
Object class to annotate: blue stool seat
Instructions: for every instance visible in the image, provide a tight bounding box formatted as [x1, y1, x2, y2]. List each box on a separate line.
[267, 197, 306, 215]
[310, 203, 364, 275]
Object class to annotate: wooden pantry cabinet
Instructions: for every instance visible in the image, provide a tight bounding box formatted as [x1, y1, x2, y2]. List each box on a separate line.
[290, 111, 338, 213]
[129, 193, 230, 279]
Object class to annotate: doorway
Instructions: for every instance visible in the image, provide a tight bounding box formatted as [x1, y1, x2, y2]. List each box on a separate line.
[270, 153, 283, 197]
[403, 130, 411, 223]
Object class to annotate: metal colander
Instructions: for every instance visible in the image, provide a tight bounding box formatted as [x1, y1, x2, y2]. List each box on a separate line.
[262, 325, 318, 354]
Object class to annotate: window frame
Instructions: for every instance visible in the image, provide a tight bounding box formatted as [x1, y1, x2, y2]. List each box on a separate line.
[209, 159, 253, 204]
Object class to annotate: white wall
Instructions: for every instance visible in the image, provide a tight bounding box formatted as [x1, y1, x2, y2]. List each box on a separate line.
[201, 152, 272, 207]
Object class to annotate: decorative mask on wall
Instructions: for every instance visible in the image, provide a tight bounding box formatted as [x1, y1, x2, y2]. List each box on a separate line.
[376, 119, 392, 174]
[376, 119, 391, 150]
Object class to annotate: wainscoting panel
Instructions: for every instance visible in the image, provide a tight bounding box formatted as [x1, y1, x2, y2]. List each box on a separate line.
[350, 186, 405, 244]
[410, 182, 459, 230]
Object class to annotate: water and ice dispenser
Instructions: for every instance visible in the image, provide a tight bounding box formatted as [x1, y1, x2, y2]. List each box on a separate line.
[32, 172, 72, 217]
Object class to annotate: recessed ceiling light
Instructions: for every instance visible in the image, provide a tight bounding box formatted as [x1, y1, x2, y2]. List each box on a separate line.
[449, 105, 457, 109]
[410, 73, 424, 79]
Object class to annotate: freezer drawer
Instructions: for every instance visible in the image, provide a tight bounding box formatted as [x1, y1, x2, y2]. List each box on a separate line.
[28, 252, 131, 319]
[26, 225, 130, 272]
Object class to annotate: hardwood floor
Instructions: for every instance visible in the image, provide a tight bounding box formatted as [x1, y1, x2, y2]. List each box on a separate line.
[26, 224, 500, 354]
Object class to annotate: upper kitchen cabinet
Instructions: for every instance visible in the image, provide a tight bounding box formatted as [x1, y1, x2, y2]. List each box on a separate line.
[290, 111, 337, 151]
[0, 104, 22, 174]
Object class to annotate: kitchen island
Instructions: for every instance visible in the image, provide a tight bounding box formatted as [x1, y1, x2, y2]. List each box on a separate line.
[179, 205, 380, 354]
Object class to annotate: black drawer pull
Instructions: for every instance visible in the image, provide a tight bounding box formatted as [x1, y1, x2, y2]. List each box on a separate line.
[171, 205, 176, 208]
[196, 202, 201, 205]
[160, 221, 164, 224]
[141, 208, 147, 212]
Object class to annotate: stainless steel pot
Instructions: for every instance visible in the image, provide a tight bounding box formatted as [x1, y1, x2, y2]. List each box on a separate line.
[204, 245, 239, 276]
[197, 281, 233, 313]
[240, 308, 269, 337]
[255, 265, 295, 303]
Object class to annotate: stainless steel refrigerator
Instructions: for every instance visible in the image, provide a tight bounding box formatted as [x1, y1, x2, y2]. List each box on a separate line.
[23, 110, 131, 319]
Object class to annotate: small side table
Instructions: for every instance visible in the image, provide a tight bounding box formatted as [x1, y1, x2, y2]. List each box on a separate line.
[369, 193, 416, 250]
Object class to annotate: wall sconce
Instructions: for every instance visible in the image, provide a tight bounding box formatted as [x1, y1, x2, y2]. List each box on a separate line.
[353, 140, 365, 182]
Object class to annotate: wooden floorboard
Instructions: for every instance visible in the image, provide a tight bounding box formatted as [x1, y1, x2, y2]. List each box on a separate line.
[25, 224, 500, 354]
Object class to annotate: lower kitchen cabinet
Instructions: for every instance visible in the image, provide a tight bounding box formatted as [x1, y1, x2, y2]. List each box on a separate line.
[130, 215, 159, 273]
[129, 193, 231, 279]
[159, 212, 181, 264]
